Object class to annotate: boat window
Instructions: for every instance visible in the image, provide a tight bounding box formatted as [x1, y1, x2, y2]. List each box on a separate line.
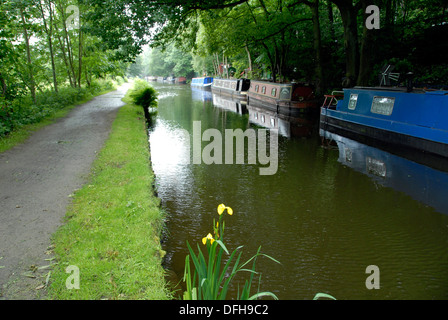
[271, 88, 277, 97]
[348, 94, 358, 110]
[255, 85, 259, 92]
[371, 96, 395, 115]
[262, 86, 266, 94]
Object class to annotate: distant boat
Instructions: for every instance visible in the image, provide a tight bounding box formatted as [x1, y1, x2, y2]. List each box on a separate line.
[320, 86, 448, 158]
[247, 80, 318, 116]
[176, 77, 187, 84]
[211, 78, 251, 100]
[191, 77, 213, 89]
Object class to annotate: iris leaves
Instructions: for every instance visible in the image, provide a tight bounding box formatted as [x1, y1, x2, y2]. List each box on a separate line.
[183, 204, 280, 300]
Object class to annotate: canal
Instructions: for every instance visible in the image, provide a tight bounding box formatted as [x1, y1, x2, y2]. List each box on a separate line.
[148, 82, 448, 300]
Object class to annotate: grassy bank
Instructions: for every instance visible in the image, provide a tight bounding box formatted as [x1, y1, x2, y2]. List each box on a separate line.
[47, 92, 170, 299]
[0, 78, 121, 153]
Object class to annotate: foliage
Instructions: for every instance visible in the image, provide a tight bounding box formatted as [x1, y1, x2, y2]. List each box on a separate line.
[127, 79, 158, 109]
[0, 78, 117, 137]
[183, 204, 280, 300]
[0, 0, 129, 138]
[85, 0, 448, 91]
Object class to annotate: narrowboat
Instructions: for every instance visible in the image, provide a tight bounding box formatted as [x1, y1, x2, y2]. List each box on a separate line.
[320, 86, 448, 158]
[247, 80, 318, 116]
[176, 77, 187, 84]
[320, 129, 448, 215]
[211, 78, 251, 100]
[191, 77, 213, 89]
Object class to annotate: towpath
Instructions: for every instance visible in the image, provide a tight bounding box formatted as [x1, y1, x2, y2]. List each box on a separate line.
[0, 83, 131, 299]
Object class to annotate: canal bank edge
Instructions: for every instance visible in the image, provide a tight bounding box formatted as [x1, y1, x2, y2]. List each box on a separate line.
[47, 92, 171, 299]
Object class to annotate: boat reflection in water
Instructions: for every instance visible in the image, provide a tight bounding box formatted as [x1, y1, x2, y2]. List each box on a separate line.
[191, 86, 212, 102]
[248, 104, 316, 138]
[320, 129, 448, 215]
[212, 93, 248, 115]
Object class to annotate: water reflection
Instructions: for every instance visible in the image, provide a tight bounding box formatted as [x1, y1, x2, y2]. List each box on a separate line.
[191, 87, 212, 102]
[320, 129, 448, 215]
[247, 104, 315, 138]
[212, 93, 248, 115]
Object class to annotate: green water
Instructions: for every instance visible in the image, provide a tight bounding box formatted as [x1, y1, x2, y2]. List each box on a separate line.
[149, 83, 448, 300]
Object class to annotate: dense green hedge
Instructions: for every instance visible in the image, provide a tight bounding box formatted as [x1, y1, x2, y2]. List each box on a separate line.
[0, 78, 123, 137]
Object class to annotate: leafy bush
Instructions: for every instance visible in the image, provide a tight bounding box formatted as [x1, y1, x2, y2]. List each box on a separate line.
[128, 79, 158, 109]
[0, 79, 117, 138]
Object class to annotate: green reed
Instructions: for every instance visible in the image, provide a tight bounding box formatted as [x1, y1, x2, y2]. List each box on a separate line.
[182, 204, 280, 300]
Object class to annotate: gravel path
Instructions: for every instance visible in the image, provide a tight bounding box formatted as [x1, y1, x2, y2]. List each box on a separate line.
[0, 84, 130, 299]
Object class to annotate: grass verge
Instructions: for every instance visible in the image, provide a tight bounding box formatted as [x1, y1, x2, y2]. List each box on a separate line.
[47, 96, 170, 300]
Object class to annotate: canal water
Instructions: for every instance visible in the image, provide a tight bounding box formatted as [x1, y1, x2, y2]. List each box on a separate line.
[148, 82, 448, 300]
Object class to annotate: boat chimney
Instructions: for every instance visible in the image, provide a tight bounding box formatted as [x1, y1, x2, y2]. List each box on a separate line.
[406, 72, 414, 92]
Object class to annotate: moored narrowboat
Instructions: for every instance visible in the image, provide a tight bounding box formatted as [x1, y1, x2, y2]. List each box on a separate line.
[191, 77, 213, 89]
[247, 80, 318, 116]
[211, 78, 251, 100]
[176, 77, 187, 84]
[320, 86, 448, 157]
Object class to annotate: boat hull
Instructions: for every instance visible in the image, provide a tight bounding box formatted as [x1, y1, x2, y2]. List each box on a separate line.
[211, 78, 250, 100]
[320, 87, 448, 158]
[191, 77, 213, 90]
[247, 80, 318, 116]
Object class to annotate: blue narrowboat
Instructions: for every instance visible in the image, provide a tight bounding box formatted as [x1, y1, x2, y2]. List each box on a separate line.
[320, 86, 448, 158]
[191, 77, 213, 89]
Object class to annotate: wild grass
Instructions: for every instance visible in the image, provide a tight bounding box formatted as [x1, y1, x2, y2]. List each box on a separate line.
[47, 87, 170, 299]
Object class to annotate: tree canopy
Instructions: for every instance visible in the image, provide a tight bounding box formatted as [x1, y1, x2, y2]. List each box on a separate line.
[2, 0, 447, 107]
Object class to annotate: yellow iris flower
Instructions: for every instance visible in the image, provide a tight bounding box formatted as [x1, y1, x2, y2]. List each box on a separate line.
[217, 204, 233, 215]
[202, 233, 215, 245]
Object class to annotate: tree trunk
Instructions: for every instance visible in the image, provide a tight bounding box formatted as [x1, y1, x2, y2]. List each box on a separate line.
[311, 0, 324, 95]
[39, 0, 58, 92]
[0, 72, 7, 97]
[20, 7, 36, 104]
[56, 0, 77, 87]
[78, 28, 82, 87]
[245, 44, 252, 77]
[332, 0, 359, 87]
[357, 1, 375, 86]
